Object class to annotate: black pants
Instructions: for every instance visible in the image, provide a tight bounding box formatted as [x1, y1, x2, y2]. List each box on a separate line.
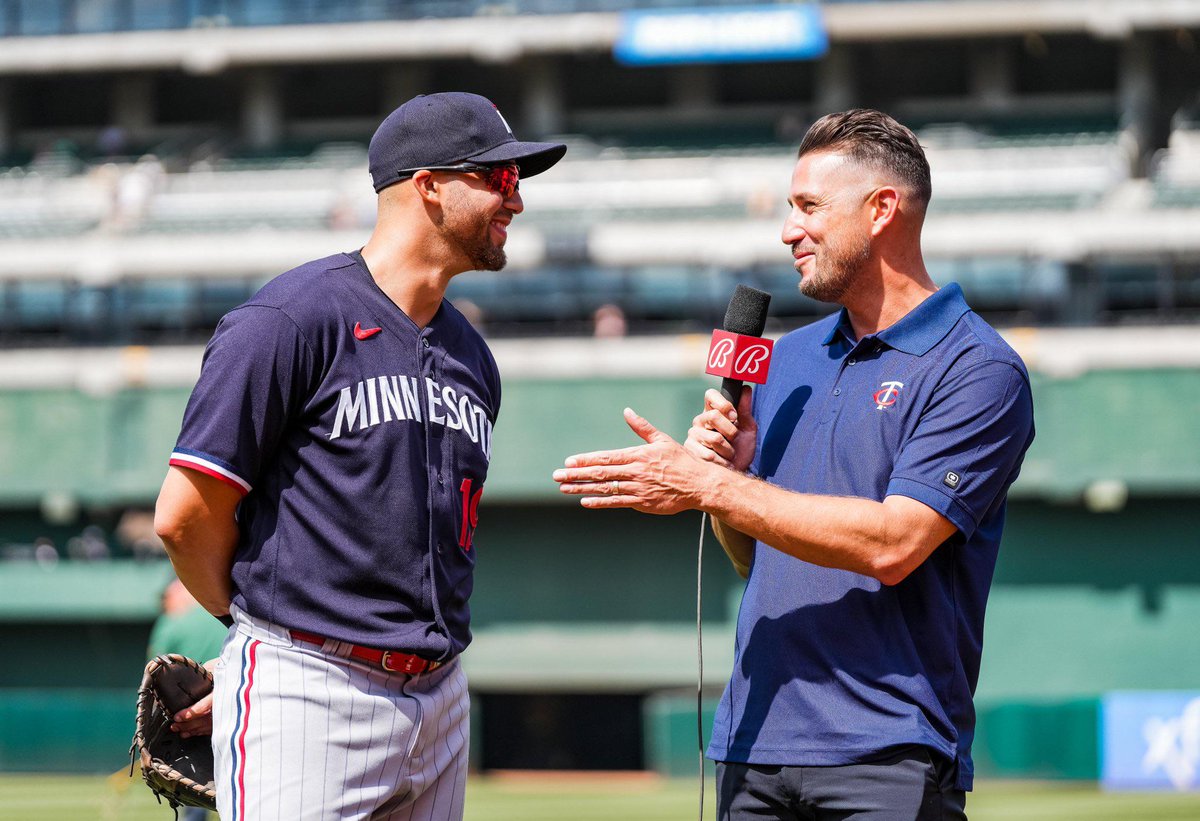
[716, 746, 968, 821]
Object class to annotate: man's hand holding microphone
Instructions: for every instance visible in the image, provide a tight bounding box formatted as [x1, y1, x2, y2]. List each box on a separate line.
[685, 387, 756, 473]
[552, 286, 770, 517]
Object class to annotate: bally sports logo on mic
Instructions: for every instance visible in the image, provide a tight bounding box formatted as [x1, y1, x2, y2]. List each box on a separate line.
[706, 330, 773, 384]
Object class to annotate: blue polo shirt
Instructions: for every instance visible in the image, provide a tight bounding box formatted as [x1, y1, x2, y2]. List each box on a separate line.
[707, 284, 1034, 790]
[170, 252, 500, 660]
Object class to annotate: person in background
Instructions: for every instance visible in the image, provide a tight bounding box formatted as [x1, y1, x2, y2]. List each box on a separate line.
[147, 577, 227, 665]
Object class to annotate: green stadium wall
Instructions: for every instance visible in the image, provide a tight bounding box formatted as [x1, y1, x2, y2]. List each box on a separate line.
[0, 367, 1197, 505]
[0, 366, 1197, 775]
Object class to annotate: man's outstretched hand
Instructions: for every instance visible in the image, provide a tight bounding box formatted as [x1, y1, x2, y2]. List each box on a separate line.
[554, 408, 722, 515]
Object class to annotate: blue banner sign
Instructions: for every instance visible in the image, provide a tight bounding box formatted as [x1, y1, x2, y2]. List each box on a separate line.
[615, 4, 828, 66]
[1102, 691, 1200, 791]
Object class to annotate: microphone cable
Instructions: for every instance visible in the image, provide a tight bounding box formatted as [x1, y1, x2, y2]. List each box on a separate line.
[697, 510, 709, 821]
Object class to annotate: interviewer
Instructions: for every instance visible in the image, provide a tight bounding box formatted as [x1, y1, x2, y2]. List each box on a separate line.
[553, 110, 1035, 821]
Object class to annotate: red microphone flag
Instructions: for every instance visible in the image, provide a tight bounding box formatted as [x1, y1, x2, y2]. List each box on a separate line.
[706, 330, 774, 385]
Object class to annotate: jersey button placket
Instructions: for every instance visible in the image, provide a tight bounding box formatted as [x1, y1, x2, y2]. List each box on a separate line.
[419, 330, 443, 597]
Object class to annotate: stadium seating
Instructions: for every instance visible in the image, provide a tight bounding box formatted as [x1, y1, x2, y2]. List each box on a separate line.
[0, 117, 1195, 341]
[1151, 126, 1200, 208]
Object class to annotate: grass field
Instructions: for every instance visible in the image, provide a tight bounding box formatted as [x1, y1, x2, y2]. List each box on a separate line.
[3, 771, 1200, 820]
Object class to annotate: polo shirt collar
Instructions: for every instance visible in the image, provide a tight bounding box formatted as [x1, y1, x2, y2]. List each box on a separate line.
[821, 311, 855, 347]
[822, 283, 970, 356]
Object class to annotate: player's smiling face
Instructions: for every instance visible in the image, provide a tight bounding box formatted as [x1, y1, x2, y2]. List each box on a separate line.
[781, 150, 873, 304]
[438, 168, 524, 272]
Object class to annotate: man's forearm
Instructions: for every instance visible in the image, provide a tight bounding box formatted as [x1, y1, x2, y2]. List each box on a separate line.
[699, 469, 952, 585]
[711, 515, 754, 579]
[551, 407, 952, 584]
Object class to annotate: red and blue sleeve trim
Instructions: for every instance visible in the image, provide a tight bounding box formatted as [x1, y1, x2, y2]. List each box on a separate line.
[169, 448, 252, 496]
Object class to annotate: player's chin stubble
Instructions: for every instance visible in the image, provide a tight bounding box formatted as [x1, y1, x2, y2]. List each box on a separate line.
[438, 190, 507, 272]
[454, 213, 506, 272]
[798, 230, 871, 303]
[469, 236, 506, 272]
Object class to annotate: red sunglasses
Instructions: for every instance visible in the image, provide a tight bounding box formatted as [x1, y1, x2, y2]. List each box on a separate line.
[398, 163, 520, 199]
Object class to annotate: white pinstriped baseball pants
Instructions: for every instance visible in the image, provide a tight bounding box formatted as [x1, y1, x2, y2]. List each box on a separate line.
[211, 607, 469, 820]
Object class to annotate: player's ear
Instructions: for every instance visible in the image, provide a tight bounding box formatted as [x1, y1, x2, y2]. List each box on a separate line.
[410, 170, 441, 205]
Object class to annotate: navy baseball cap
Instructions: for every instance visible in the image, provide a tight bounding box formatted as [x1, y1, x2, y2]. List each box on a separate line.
[369, 92, 567, 192]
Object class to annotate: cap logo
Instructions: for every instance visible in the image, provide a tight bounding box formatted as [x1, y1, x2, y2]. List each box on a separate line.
[492, 104, 514, 136]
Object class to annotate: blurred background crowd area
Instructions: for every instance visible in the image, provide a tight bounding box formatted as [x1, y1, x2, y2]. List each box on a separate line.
[0, 0, 1199, 346]
[0, 0, 1198, 793]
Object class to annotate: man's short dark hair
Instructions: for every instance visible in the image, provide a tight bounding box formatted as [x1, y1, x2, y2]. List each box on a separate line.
[798, 109, 932, 207]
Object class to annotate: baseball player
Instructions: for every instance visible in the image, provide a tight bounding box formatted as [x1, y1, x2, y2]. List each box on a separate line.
[153, 92, 565, 820]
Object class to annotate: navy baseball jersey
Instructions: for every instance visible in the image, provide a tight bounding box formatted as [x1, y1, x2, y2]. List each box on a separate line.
[707, 284, 1034, 790]
[170, 251, 500, 660]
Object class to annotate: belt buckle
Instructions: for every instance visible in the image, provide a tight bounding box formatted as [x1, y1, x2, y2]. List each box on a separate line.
[381, 651, 419, 674]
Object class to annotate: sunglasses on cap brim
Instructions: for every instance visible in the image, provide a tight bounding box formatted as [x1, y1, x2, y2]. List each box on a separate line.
[396, 163, 520, 199]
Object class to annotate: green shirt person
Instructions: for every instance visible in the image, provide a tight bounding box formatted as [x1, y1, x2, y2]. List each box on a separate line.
[147, 578, 227, 665]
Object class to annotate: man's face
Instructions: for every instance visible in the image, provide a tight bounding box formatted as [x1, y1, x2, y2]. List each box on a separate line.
[781, 150, 874, 303]
[437, 166, 524, 272]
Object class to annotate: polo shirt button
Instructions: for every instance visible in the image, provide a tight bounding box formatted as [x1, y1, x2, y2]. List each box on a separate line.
[833, 388, 841, 396]
[422, 338, 431, 348]
[848, 358, 857, 366]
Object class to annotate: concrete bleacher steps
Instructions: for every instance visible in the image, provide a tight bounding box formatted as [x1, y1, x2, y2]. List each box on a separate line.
[2, 131, 1195, 339]
[0, 126, 1192, 338]
[0, 130, 1145, 240]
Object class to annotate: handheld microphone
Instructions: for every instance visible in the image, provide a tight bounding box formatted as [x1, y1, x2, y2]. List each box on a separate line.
[706, 285, 773, 405]
[696, 284, 771, 821]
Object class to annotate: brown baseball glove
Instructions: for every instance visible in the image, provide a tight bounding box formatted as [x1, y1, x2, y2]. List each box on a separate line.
[130, 654, 217, 814]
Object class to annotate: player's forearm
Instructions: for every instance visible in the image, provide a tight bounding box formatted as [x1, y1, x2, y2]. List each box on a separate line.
[699, 471, 918, 585]
[157, 520, 238, 617]
[154, 468, 241, 617]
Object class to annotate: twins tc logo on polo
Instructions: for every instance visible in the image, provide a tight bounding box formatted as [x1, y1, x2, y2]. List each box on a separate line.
[872, 381, 904, 410]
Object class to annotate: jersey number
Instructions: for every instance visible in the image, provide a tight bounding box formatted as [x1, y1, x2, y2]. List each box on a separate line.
[458, 477, 483, 551]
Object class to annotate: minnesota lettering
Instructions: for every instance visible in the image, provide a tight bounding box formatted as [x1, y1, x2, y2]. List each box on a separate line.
[328, 375, 493, 458]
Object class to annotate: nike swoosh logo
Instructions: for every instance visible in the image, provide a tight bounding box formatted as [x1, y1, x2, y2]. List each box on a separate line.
[353, 322, 382, 340]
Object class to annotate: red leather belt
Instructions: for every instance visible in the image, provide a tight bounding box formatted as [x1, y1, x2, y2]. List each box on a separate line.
[289, 629, 442, 675]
